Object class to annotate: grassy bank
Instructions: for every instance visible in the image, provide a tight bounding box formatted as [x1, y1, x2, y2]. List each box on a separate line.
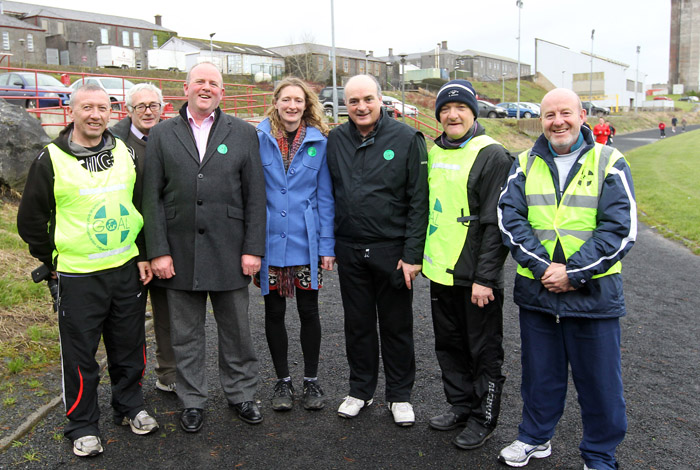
[626, 130, 700, 254]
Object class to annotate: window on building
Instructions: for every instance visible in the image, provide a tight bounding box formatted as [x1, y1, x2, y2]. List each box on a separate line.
[133, 32, 141, 48]
[343, 58, 349, 73]
[57, 21, 64, 35]
[152, 35, 158, 48]
[101, 28, 109, 44]
[40, 19, 48, 31]
[122, 31, 130, 47]
[27, 34, 34, 52]
[317, 56, 324, 71]
[2, 32, 9, 51]
[359, 62, 365, 74]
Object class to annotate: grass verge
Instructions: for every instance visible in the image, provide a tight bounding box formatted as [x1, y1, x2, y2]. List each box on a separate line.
[626, 130, 700, 254]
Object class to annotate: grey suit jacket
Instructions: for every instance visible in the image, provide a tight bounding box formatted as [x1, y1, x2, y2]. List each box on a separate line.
[142, 106, 266, 291]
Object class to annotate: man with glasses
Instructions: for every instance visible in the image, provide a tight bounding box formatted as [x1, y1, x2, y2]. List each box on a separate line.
[111, 83, 177, 395]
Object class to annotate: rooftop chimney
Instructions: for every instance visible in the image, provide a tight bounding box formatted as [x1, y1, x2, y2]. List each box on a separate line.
[389, 48, 393, 57]
[369, 50, 373, 57]
[441, 41, 447, 50]
[154, 15, 162, 26]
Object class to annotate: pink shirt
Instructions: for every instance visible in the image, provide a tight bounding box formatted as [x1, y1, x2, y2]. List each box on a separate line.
[187, 108, 216, 161]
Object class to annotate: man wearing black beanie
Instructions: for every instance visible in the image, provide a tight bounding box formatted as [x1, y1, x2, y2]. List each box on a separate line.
[423, 80, 513, 449]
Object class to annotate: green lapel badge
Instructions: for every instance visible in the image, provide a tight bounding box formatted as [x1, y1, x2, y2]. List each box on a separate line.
[307, 146, 317, 157]
[217, 144, 228, 154]
[384, 149, 395, 161]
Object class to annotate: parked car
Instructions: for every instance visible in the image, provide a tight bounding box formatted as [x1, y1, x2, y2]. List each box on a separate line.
[581, 101, 610, 117]
[318, 87, 347, 117]
[69, 76, 135, 110]
[477, 100, 507, 118]
[652, 96, 673, 101]
[0, 72, 71, 108]
[496, 102, 540, 118]
[679, 96, 699, 102]
[521, 102, 541, 114]
[382, 96, 418, 117]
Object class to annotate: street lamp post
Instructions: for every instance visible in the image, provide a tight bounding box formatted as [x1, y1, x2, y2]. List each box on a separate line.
[209, 33, 216, 59]
[331, 0, 338, 122]
[502, 72, 506, 103]
[454, 65, 459, 80]
[516, 0, 523, 119]
[385, 61, 392, 90]
[399, 54, 407, 124]
[365, 51, 369, 75]
[86, 39, 94, 72]
[635, 46, 640, 113]
[18, 38, 25, 68]
[589, 29, 595, 103]
[561, 70, 565, 87]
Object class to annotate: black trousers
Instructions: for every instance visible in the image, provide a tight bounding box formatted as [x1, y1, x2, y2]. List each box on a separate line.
[264, 288, 321, 379]
[430, 282, 505, 428]
[335, 242, 415, 402]
[57, 262, 147, 440]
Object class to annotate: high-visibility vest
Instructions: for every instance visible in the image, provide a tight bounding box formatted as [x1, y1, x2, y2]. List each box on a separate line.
[516, 143, 622, 279]
[49, 140, 143, 273]
[423, 135, 498, 285]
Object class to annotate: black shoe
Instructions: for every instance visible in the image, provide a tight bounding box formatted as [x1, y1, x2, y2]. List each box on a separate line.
[453, 421, 495, 450]
[428, 411, 470, 431]
[180, 408, 204, 433]
[302, 380, 326, 410]
[271, 379, 294, 411]
[233, 401, 263, 424]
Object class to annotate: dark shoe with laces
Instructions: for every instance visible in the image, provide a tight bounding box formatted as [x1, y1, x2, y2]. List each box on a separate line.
[453, 420, 495, 450]
[180, 408, 204, 433]
[232, 401, 263, 424]
[271, 379, 294, 411]
[302, 380, 326, 410]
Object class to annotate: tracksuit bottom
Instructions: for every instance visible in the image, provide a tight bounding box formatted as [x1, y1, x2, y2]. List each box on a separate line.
[518, 308, 626, 470]
[149, 285, 176, 386]
[430, 282, 505, 429]
[264, 288, 321, 378]
[57, 262, 147, 441]
[335, 242, 415, 402]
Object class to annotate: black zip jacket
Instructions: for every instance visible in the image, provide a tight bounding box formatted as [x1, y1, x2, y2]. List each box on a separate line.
[327, 108, 428, 265]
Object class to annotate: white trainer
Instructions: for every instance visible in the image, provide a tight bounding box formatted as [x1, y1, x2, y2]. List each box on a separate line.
[498, 439, 551, 467]
[73, 435, 103, 457]
[155, 380, 176, 393]
[122, 410, 159, 435]
[389, 402, 415, 427]
[337, 396, 373, 418]
[584, 465, 599, 470]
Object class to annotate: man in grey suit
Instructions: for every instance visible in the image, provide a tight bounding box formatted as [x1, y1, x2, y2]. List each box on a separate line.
[142, 62, 266, 433]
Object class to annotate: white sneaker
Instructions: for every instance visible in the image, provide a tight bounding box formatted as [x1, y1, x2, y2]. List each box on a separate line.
[121, 410, 159, 435]
[337, 396, 373, 418]
[389, 402, 415, 427]
[584, 465, 599, 470]
[498, 439, 551, 467]
[155, 380, 176, 393]
[73, 435, 103, 457]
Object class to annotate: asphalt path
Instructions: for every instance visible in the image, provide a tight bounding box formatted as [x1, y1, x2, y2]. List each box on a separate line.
[1, 129, 699, 469]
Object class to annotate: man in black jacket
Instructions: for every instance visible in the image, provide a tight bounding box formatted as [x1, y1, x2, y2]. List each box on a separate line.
[326, 74, 428, 426]
[422, 80, 512, 450]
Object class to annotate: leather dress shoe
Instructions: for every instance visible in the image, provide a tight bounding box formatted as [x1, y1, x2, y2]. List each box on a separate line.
[232, 401, 263, 424]
[428, 411, 470, 431]
[180, 408, 203, 433]
[453, 421, 495, 450]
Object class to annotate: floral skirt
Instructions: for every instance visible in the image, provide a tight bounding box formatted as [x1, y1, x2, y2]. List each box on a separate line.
[254, 265, 323, 298]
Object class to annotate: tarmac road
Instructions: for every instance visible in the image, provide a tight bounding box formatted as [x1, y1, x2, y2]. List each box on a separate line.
[1, 130, 699, 469]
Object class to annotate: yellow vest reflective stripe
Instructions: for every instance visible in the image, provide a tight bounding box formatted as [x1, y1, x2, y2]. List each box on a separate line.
[423, 135, 498, 285]
[49, 141, 143, 273]
[516, 143, 622, 279]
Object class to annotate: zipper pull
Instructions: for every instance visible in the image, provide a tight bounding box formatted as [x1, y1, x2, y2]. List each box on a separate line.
[364, 249, 370, 258]
[556, 315, 560, 324]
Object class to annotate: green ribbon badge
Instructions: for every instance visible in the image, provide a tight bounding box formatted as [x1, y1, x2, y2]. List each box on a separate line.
[383, 149, 395, 161]
[217, 144, 228, 154]
[307, 146, 317, 157]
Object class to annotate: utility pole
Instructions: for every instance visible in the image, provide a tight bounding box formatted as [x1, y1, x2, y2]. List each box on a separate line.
[589, 29, 595, 103]
[516, 0, 523, 119]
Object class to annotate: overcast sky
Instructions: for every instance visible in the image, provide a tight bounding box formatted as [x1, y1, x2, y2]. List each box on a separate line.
[47, 0, 670, 84]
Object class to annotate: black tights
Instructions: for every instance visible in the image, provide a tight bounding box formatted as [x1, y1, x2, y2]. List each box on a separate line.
[264, 288, 321, 379]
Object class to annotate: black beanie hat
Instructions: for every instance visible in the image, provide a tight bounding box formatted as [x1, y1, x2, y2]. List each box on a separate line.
[434, 79, 478, 121]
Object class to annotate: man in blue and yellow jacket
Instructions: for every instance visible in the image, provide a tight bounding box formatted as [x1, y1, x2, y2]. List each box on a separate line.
[17, 84, 158, 458]
[497, 88, 636, 470]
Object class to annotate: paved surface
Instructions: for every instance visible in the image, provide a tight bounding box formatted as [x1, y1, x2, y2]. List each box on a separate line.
[1, 130, 699, 469]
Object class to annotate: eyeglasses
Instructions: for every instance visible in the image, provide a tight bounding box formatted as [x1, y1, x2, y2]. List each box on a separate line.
[131, 103, 162, 113]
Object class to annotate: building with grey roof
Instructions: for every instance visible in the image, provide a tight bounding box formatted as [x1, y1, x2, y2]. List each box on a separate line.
[0, 12, 45, 67]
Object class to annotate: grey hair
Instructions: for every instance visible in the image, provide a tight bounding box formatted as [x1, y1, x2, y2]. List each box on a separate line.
[126, 83, 164, 108]
[69, 83, 109, 107]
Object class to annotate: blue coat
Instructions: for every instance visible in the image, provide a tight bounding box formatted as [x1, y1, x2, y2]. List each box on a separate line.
[256, 118, 335, 295]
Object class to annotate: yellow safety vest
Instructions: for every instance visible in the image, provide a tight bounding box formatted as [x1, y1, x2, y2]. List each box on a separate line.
[423, 135, 499, 285]
[516, 143, 623, 279]
[49, 140, 143, 273]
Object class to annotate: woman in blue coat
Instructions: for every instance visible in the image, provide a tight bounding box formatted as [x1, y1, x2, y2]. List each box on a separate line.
[255, 77, 335, 411]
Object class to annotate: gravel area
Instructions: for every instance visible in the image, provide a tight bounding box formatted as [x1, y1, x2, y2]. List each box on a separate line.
[1, 221, 699, 469]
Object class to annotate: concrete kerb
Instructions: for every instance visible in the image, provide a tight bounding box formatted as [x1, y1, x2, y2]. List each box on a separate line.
[0, 318, 155, 452]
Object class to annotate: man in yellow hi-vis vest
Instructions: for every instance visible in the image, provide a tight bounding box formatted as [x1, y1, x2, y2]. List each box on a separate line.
[17, 84, 158, 458]
[497, 88, 636, 470]
[423, 80, 513, 450]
